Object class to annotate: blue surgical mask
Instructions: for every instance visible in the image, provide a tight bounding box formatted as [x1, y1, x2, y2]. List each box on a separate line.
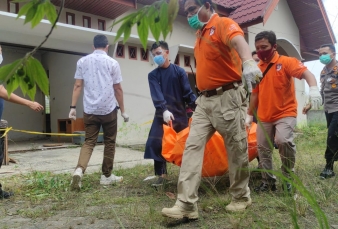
[153, 54, 166, 66]
[319, 54, 333, 65]
[188, 6, 205, 30]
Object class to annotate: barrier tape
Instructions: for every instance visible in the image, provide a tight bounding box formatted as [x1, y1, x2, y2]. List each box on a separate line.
[0, 120, 153, 138]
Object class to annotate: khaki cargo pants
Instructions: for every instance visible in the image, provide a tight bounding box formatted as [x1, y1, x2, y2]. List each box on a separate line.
[175, 85, 251, 210]
[256, 117, 297, 184]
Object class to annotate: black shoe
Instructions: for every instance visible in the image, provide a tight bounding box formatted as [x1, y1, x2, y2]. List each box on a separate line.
[273, 142, 279, 149]
[0, 188, 14, 199]
[152, 177, 164, 187]
[319, 168, 335, 179]
[282, 182, 293, 194]
[254, 182, 277, 193]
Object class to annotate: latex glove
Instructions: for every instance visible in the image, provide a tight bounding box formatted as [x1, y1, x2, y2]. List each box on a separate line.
[242, 59, 263, 93]
[245, 114, 253, 129]
[69, 108, 76, 120]
[308, 86, 322, 110]
[163, 110, 175, 124]
[121, 112, 129, 122]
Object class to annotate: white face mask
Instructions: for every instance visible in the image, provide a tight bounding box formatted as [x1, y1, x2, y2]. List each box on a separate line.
[0, 54, 3, 65]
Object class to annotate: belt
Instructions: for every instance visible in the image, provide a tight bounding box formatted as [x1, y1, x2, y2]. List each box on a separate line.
[201, 81, 242, 97]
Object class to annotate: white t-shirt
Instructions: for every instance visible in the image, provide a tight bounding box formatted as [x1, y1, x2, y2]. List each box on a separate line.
[74, 50, 122, 115]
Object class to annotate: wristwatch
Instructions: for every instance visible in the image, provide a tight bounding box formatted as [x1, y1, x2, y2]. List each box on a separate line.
[70, 106, 76, 109]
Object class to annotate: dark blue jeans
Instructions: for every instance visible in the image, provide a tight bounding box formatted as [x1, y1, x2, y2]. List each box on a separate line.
[325, 111, 338, 166]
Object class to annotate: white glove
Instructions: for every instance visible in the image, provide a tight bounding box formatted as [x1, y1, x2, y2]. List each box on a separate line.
[121, 112, 129, 122]
[245, 114, 253, 129]
[163, 110, 175, 124]
[69, 108, 76, 120]
[308, 86, 322, 110]
[242, 59, 263, 93]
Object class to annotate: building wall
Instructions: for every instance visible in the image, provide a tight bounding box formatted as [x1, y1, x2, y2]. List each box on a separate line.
[0, 46, 45, 141]
[247, 0, 307, 126]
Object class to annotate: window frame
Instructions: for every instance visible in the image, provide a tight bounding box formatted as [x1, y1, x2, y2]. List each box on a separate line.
[116, 44, 125, 58]
[128, 46, 137, 60]
[184, 55, 191, 67]
[66, 12, 75, 25]
[83, 16, 91, 28]
[7, 0, 19, 14]
[98, 19, 106, 31]
[140, 48, 149, 62]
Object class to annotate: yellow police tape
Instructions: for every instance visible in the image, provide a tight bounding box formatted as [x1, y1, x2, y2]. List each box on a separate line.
[0, 120, 153, 138]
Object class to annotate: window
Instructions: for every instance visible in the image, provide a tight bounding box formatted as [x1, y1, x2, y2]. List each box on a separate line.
[116, 44, 124, 58]
[140, 48, 149, 61]
[174, 54, 180, 65]
[66, 12, 75, 25]
[98, 19, 106, 31]
[184, 55, 191, 67]
[8, 0, 19, 14]
[83, 16, 91, 28]
[128, 46, 137, 60]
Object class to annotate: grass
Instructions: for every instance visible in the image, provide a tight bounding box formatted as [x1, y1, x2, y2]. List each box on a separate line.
[0, 124, 338, 228]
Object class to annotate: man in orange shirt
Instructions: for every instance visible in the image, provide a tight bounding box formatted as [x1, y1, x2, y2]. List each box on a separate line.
[161, 0, 263, 219]
[246, 31, 321, 193]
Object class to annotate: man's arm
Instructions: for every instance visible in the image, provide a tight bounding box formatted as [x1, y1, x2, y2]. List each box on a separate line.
[71, 79, 83, 107]
[248, 93, 258, 116]
[231, 35, 252, 62]
[301, 70, 318, 87]
[230, 35, 263, 92]
[0, 85, 43, 111]
[113, 83, 125, 113]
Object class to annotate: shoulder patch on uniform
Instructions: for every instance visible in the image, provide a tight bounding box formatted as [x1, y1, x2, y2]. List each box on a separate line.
[228, 24, 238, 31]
[210, 26, 215, 36]
[276, 63, 282, 71]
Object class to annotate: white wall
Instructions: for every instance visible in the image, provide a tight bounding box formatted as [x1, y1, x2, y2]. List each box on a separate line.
[0, 46, 45, 141]
[247, 0, 307, 126]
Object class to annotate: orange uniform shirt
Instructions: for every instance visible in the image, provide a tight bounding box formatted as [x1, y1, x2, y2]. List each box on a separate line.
[194, 14, 244, 91]
[252, 52, 307, 122]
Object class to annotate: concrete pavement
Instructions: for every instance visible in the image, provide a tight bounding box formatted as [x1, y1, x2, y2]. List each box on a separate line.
[0, 145, 152, 177]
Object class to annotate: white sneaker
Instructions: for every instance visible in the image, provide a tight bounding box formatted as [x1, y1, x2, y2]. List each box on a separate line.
[71, 168, 83, 191]
[100, 174, 123, 185]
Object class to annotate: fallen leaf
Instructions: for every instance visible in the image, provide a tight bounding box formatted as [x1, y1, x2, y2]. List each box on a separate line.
[165, 192, 176, 200]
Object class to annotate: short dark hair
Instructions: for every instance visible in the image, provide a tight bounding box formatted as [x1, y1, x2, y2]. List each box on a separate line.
[93, 35, 108, 48]
[150, 41, 169, 52]
[252, 51, 257, 56]
[255, 31, 277, 46]
[320, 44, 336, 53]
[183, 0, 214, 10]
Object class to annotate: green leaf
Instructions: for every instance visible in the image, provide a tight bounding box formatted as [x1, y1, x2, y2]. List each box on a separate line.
[31, 3, 45, 28]
[17, 2, 34, 19]
[137, 16, 149, 50]
[0, 59, 22, 82]
[18, 66, 28, 96]
[26, 57, 49, 96]
[159, 2, 169, 40]
[123, 22, 132, 44]
[148, 7, 161, 41]
[168, 0, 179, 33]
[6, 75, 20, 97]
[44, 1, 57, 25]
[26, 84, 36, 101]
[24, 4, 37, 25]
[114, 22, 127, 43]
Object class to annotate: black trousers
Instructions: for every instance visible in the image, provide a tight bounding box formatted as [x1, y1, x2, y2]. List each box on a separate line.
[154, 160, 167, 176]
[324, 111, 338, 167]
